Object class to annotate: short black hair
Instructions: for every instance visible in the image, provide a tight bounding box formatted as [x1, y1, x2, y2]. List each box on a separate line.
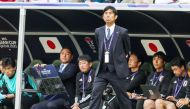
[153, 51, 166, 61]
[78, 55, 92, 63]
[60, 47, 73, 55]
[2, 57, 16, 68]
[170, 57, 185, 68]
[130, 52, 143, 63]
[103, 5, 118, 15]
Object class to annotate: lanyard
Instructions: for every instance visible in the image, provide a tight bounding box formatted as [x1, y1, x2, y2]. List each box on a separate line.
[173, 74, 187, 97]
[151, 72, 163, 86]
[82, 70, 92, 98]
[131, 72, 138, 81]
[104, 33, 114, 51]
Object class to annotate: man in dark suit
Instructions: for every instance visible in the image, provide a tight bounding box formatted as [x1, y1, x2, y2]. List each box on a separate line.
[58, 47, 78, 105]
[31, 47, 78, 109]
[88, 6, 132, 109]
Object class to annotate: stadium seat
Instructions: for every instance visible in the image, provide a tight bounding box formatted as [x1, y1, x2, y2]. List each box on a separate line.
[165, 62, 172, 72]
[140, 62, 153, 76]
[52, 60, 61, 68]
[92, 60, 100, 71]
[24, 59, 44, 74]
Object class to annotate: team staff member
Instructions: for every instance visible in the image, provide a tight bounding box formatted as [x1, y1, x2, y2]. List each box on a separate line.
[108, 52, 146, 109]
[2, 57, 39, 109]
[175, 61, 190, 109]
[155, 57, 189, 109]
[57, 47, 78, 104]
[125, 52, 146, 109]
[0, 59, 13, 109]
[125, 52, 146, 97]
[31, 47, 78, 109]
[88, 5, 132, 109]
[143, 51, 173, 109]
[71, 55, 95, 109]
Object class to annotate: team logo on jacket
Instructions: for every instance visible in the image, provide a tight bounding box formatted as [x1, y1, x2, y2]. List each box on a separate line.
[159, 76, 164, 82]
[88, 76, 92, 83]
[79, 78, 83, 82]
[174, 81, 177, 83]
[183, 80, 188, 87]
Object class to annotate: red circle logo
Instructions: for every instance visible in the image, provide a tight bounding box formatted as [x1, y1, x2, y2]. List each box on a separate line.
[47, 40, 56, 49]
[148, 43, 158, 52]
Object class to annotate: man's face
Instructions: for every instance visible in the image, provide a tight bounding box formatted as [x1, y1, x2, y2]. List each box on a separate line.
[3, 65, 16, 77]
[152, 56, 165, 70]
[60, 48, 73, 64]
[171, 65, 184, 77]
[103, 9, 117, 25]
[128, 54, 140, 69]
[79, 60, 92, 73]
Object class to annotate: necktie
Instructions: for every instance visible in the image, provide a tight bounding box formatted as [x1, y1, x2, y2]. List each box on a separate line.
[59, 64, 64, 73]
[106, 28, 111, 40]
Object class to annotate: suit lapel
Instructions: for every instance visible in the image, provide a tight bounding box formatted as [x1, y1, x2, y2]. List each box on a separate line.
[99, 26, 105, 58]
[58, 63, 70, 74]
[112, 25, 120, 52]
[63, 63, 70, 73]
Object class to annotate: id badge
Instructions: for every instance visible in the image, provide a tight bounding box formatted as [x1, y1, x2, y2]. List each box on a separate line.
[104, 51, 109, 63]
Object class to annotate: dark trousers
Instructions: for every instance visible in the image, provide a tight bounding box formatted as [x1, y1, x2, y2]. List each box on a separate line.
[135, 99, 144, 109]
[0, 99, 14, 109]
[31, 98, 69, 109]
[21, 93, 39, 109]
[89, 71, 132, 109]
[31, 94, 70, 109]
[181, 105, 190, 109]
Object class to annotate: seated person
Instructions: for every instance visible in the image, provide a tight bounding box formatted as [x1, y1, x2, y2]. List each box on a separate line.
[57, 47, 78, 105]
[126, 52, 146, 98]
[1, 57, 39, 109]
[143, 51, 173, 109]
[106, 52, 147, 109]
[31, 47, 78, 109]
[0, 59, 12, 109]
[71, 55, 95, 109]
[154, 57, 189, 109]
[175, 61, 190, 109]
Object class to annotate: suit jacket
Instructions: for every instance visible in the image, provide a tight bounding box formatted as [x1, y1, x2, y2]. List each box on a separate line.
[57, 63, 78, 104]
[95, 25, 131, 78]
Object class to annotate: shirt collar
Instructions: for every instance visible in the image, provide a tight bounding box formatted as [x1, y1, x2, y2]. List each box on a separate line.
[105, 23, 115, 33]
[61, 63, 68, 69]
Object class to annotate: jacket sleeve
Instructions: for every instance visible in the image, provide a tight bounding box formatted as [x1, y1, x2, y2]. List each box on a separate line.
[75, 73, 80, 103]
[160, 72, 173, 95]
[126, 71, 146, 92]
[61, 64, 78, 81]
[95, 28, 99, 48]
[122, 29, 131, 55]
[186, 79, 190, 98]
[165, 77, 175, 97]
